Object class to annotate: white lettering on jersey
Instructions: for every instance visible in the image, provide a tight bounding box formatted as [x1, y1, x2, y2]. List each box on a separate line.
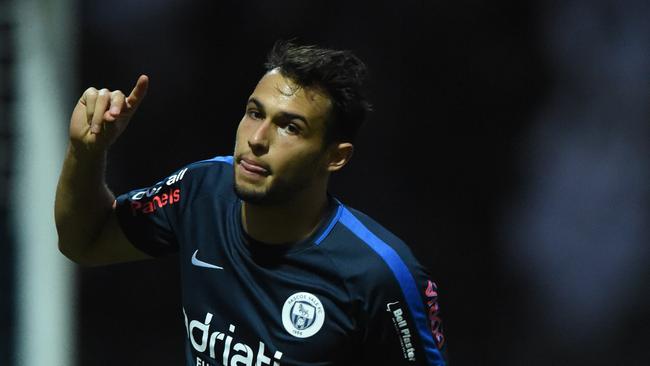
[131, 186, 162, 200]
[166, 168, 188, 186]
[131, 168, 188, 200]
[184, 308, 283, 366]
[387, 301, 416, 362]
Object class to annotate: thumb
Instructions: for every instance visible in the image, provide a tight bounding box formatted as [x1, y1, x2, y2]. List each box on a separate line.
[125, 74, 149, 109]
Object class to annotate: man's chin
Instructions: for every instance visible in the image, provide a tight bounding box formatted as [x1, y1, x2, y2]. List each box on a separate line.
[234, 184, 273, 205]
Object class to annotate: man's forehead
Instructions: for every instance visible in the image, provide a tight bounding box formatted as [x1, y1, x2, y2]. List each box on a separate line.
[253, 70, 332, 110]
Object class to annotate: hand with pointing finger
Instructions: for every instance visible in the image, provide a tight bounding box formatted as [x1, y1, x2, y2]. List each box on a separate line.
[69, 74, 149, 153]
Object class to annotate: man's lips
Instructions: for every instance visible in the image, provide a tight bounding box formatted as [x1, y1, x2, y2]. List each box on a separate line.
[239, 158, 270, 176]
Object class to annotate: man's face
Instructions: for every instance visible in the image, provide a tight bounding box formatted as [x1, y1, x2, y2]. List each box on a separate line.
[233, 69, 333, 205]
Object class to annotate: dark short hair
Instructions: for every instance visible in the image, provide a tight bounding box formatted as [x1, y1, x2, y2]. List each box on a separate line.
[264, 40, 372, 144]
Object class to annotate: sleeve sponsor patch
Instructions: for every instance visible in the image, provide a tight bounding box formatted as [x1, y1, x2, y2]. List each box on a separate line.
[386, 301, 418, 362]
[127, 168, 188, 216]
[130, 187, 181, 215]
[424, 280, 445, 349]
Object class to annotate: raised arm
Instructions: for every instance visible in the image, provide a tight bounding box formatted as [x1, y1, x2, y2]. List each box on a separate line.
[55, 75, 152, 265]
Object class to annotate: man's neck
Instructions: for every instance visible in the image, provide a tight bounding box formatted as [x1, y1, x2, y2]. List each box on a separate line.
[241, 192, 331, 245]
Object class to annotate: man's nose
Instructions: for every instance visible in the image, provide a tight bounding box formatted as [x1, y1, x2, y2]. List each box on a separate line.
[248, 119, 272, 154]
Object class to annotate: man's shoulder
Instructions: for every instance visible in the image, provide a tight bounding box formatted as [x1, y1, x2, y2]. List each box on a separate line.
[335, 205, 416, 259]
[318, 204, 423, 284]
[181, 155, 234, 175]
[118, 155, 235, 208]
[169, 155, 234, 188]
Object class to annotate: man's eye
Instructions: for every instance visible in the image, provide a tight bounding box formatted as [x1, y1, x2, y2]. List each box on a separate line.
[278, 123, 300, 136]
[248, 110, 263, 120]
[286, 124, 299, 134]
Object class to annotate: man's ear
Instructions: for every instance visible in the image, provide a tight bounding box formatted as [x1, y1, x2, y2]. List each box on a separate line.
[327, 142, 354, 172]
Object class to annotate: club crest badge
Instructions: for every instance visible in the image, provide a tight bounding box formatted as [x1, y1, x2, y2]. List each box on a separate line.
[282, 292, 325, 338]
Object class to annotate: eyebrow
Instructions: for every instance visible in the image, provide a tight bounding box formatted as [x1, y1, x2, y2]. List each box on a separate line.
[247, 97, 310, 127]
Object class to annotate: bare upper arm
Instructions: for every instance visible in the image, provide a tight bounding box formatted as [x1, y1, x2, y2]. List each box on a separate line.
[75, 209, 153, 266]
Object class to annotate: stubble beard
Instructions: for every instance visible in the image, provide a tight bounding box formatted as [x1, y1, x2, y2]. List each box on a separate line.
[233, 152, 326, 206]
[233, 163, 317, 206]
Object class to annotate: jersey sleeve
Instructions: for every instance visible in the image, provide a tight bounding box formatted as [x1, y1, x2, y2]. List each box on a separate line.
[360, 260, 447, 366]
[336, 206, 447, 365]
[114, 166, 191, 257]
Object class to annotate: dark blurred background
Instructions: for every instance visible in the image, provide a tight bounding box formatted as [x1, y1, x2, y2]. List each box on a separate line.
[2, 0, 649, 365]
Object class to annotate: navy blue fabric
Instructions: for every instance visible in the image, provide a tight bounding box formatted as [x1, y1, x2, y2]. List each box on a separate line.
[115, 156, 446, 365]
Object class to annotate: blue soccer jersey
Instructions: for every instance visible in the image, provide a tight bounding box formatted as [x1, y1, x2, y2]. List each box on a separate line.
[115, 156, 447, 366]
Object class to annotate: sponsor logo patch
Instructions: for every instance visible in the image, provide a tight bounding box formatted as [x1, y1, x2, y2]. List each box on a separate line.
[387, 301, 417, 362]
[130, 187, 180, 215]
[424, 280, 445, 348]
[128, 168, 188, 215]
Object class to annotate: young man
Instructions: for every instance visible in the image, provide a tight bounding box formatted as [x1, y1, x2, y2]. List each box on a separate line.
[55, 41, 447, 365]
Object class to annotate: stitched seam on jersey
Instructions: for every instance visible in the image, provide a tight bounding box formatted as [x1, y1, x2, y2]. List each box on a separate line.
[338, 207, 445, 365]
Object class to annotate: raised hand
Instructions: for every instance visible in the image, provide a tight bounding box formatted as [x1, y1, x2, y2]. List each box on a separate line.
[69, 75, 149, 152]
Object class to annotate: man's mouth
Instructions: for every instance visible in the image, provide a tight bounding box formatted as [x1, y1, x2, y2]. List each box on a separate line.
[239, 158, 270, 176]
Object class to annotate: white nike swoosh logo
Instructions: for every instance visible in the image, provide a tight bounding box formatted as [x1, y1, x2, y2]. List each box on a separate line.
[191, 250, 223, 270]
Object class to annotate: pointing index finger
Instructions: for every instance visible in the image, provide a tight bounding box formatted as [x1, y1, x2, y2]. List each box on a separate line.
[126, 74, 149, 109]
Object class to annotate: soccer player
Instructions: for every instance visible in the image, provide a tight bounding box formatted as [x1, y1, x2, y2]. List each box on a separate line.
[55, 41, 447, 365]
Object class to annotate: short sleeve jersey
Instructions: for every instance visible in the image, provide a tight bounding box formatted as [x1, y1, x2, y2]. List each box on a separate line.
[115, 156, 447, 366]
